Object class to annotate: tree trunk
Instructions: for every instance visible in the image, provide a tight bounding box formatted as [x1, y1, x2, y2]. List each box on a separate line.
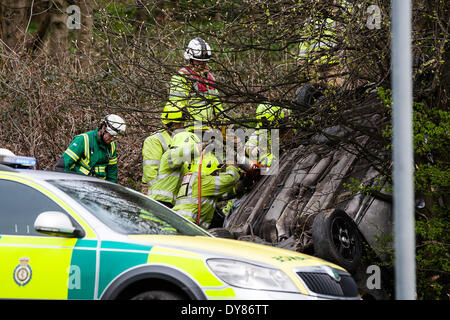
[27, 0, 51, 55]
[0, 0, 29, 53]
[48, 0, 69, 63]
[76, 0, 93, 71]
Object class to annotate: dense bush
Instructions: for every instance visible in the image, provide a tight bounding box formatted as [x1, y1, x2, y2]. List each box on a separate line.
[0, 0, 448, 299]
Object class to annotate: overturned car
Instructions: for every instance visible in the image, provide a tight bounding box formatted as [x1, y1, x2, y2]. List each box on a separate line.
[218, 88, 394, 299]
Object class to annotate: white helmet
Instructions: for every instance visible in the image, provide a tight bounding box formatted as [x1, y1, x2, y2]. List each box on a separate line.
[184, 37, 211, 61]
[102, 114, 126, 138]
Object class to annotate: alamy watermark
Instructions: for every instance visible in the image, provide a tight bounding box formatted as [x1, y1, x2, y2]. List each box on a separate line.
[68, 265, 81, 289]
[66, 5, 81, 30]
[366, 264, 382, 290]
[366, 5, 382, 30]
[171, 121, 280, 176]
[66, 4, 381, 31]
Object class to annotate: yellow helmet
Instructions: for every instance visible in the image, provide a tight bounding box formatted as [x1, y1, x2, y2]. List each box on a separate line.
[190, 152, 222, 176]
[172, 131, 201, 148]
[161, 105, 185, 125]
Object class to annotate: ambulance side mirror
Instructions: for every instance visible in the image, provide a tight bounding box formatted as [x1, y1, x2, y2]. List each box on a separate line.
[34, 211, 84, 238]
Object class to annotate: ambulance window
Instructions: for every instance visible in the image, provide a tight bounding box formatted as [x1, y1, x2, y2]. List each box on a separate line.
[0, 179, 66, 236]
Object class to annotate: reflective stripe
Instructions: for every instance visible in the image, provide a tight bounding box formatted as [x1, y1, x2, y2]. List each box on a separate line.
[170, 91, 188, 98]
[81, 134, 90, 162]
[80, 158, 91, 171]
[176, 210, 210, 229]
[189, 99, 208, 107]
[167, 152, 174, 169]
[64, 148, 79, 161]
[147, 179, 156, 189]
[110, 141, 116, 157]
[108, 158, 117, 165]
[214, 176, 221, 196]
[156, 171, 180, 180]
[193, 91, 209, 97]
[77, 133, 92, 175]
[175, 197, 216, 207]
[79, 166, 90, 175]
[187, 172, 198, 197]
[95, 166, 106, 173]
[226, 168, 240, 181]
[143, 160, 160, 166]
[148, 189, 176, 199]
[156, 133, 169, 151]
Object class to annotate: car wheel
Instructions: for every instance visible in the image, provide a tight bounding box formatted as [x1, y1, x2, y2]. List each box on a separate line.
[208, 227, 235, 239]
[131, 290, 184, 300]
[312, 209, 362, 273]
[293, 83, 324, 107]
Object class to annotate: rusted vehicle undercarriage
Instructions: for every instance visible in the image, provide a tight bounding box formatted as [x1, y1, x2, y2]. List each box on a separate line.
[220, 89, 394, 299]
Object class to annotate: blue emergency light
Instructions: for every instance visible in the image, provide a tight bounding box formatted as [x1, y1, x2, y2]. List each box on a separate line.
[0, 155, 36, 167]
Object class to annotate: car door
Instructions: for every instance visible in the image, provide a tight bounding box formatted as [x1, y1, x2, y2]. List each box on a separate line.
[0, 176, 97, 299]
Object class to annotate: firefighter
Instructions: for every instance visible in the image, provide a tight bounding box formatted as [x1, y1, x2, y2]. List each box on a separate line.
[148, 130, 202, 208]
[245, 103, 288, 168]
[297, 7, 343, 86]
[141, 105, 185, 195]
[172, 149, 241, 230]
[166, 37, 223, 131]
[55, 114, 126, 183]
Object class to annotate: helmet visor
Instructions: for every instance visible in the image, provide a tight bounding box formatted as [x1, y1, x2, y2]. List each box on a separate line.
[105, 122, 125, 139]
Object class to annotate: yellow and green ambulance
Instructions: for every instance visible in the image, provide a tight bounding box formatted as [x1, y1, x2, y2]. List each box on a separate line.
[0, 152, 360, 300]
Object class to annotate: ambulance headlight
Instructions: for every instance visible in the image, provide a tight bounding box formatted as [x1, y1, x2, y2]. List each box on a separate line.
[206, 259, 298, 292]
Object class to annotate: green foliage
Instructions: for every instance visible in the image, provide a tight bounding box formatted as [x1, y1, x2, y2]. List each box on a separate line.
[343, 176, 392, 197]
[348, 84, 449, 299]
[416, 216, 450, 299]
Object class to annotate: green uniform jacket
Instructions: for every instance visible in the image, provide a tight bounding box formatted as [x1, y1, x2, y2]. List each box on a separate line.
[172, 162, 240, 230]
[62, 129, 118, 182]
[148, 132, 201, 206]
[142, 130, 172, 189]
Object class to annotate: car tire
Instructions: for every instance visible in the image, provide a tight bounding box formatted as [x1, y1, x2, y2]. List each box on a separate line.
[131, 290, 183, 300]
[312, 209, 362, 273]
[208, 227, 235, 239]
[294, 83, 324, 107]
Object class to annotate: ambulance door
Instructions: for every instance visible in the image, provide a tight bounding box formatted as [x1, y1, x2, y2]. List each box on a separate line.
[0, 178, 96, 299]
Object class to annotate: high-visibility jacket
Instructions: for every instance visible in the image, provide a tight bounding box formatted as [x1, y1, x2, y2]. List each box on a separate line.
[165, 67, 223, 128]
[244, 104, 286, 167]
[142, 130, 172, 191]
[148, 131, 201, 206]
[172, 156, 240, 230]
[298, 18, 338, 64]
[245, 129, 276, 167]
[62, 129, 118, 182]
[139, 209, 177, 234]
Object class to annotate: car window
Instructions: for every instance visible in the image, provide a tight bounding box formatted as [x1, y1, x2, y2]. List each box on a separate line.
[48, 179, 209, 237]
[0, 179, 67, 236]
